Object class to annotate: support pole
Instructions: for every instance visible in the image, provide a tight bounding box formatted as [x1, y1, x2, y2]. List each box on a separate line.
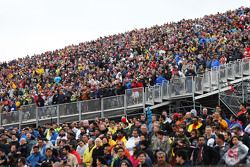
[192, 77, 196, 109]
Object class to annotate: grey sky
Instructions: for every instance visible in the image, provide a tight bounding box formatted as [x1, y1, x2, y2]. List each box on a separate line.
[0, 0, 249, 62]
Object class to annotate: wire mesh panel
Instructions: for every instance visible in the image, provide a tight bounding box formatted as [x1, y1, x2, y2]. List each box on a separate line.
[202, 71, 211, 92]
[37, 105, 57, 119]
[145, 87, 154, 105]
[219, 65, 227, 84]
[21, 104, 36, 122]
[162, 80, 170, 99]
[38, 118, 57, 127]
[242, 58, 250, 75]
[81, 111, 102, 121]
[1, 111, 20, 126]
[103, 95, 124, 111]
[220, 93, 242, 116]
[227, 62, 235, 80]
[154, 85, 162, 103]
[103, 109, 124, 118]
[185, 76, 193, 94]
[80, 99, 102, 120]
[211, 67, 219, 88]
[195, 75, 203, 94]
[234, 60, 243, 78]
[59, 102, 79, 123]
[169, 77, 186, 97]
[125, 87, 143, 107]
[80, 99, 101, 113]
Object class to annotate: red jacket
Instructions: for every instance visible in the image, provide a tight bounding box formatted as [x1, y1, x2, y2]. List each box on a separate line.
[71, 150, 81, 164]
[237, 107, 247, 117]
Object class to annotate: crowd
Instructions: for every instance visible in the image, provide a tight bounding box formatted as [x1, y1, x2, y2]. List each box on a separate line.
[0, 7, 250, 112]
[0, 104, 249, 167]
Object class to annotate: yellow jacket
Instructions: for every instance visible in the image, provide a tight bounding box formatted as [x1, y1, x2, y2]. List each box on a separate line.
[219, 119, 228, 129]
[83, 146, 95, 167]
[108, 127, 117, 135]
[187, 122, 203, 133]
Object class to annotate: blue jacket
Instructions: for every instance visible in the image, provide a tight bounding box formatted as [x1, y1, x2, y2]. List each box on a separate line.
[50, 132, 58, 145]
[54, 76, 62, 83]
[155, 75, 166, 85]
[26, 153, 45, 167]
[211, 59, 220, 68]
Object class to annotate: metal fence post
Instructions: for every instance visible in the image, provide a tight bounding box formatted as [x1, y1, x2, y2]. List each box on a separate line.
[218, 78, 221, 106]
[160, 84, 163, 101]
[57, 105, 60, 125]
[0, 113, 2, 127]
[124, 94, 127, 116]
[36, 107, 39, 128]
[78, 102, 81, 122]
[142, 87, 146, 114]
[152, 86, 155, 103]
[192, 77, 196, 109]
[101, 98, 104, 118]
[241, 61, 245, 103]
[19, 110, 22, 130]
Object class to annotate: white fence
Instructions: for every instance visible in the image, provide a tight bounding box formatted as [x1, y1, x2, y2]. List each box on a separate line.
[1, 58, 250, 128]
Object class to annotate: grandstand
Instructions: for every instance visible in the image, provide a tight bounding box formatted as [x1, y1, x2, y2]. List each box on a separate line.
[0, 6, 249, 167]
[0, 7, 250, 125]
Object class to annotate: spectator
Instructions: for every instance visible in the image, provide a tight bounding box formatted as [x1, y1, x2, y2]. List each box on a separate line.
[76, 139, 87, 159]
[17, 157, 28, 167]
[61, 145, 78, 167]
[96, 157, 108, 167]
[92, 138, 104, 167]
[43, 147, 59, 164]
[26, 146, 45, 167]
[112, 147, 133, 167]
[136, 151, 152, 167]
[214, 133, 229, 165]
[83, 138, 95, 167]
[0, 148, 8, 166]
[190, 135, 219, 166]
[125, 129, 140, 154]
[153, 150, 171, 167]
[17, 138, 29, 158]
[7, 144, 19, 166]
[175, 150, 191, 167]
[223, 136, 249, 166]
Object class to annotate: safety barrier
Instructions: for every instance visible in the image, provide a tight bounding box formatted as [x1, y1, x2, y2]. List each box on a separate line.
[145, 86, 154, 105]
[211, 67, 219, 89]
[202, 71, 211, 92]
[162, 80, 170, 99]
[235, 60, 243, 78]
[1, 58, 250, 128]
[242, 58, 250, 75]
[219, 65, 227, 83]
[195, 75, 203, 94]
[227, 62, 235, 80]
[154, 85, 162, 103]
[125, 87, 144, 108]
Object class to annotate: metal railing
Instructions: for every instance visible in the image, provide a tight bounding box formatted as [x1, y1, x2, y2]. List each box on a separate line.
[220, 91, 242, 116]
[1, 58, 250, 128]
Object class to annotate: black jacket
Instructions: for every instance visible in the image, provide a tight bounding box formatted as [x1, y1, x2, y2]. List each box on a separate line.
[191, 145, 219, 166]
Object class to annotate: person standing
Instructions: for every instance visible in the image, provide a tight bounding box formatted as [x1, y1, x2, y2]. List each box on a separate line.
[175, 150, 191, 167]
[26, 146, 45, 167]
[61, 145, 78, 167]
[153, 150, 171, 167]
[223, 136, 249, 166]
[112, 147, 133, 167]
[92, 138, 104, 167]
[190, 136, 218, 166]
